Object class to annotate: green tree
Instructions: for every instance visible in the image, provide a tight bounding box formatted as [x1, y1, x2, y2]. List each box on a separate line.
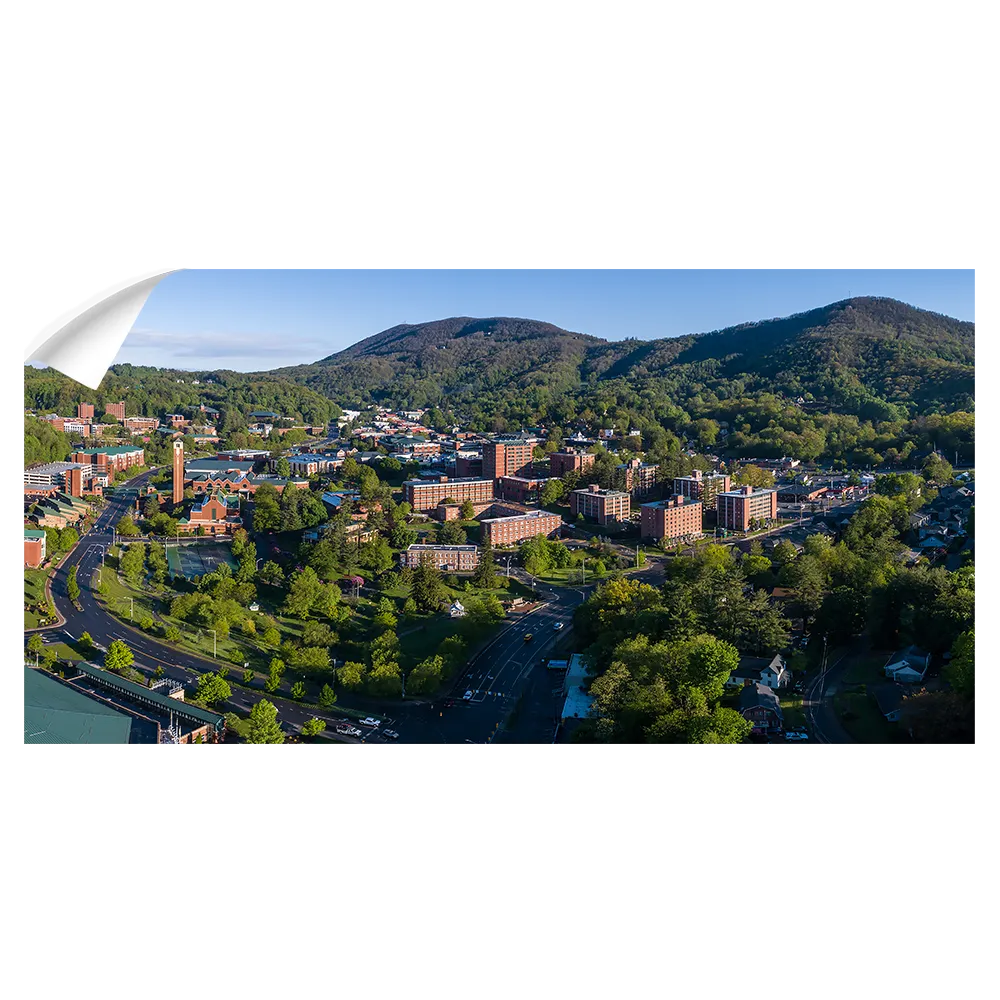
[242, 667, 256, 686]
[165, 624, 182, 643]
[66, 565, 80, 602]
[407, 654, 445, 694]
[258, 560, 285, 587]
[246, 699, 285, 743]
[290, 680, 307, 700]
[120, 542, 146, 585]
[27, 633, 44, 657]
[262, 627, 281, 647]
[79, 631, 94, 652]
[945, 630, 974, 699]
[459, 499, 475, 520]
[318, 683, 337, 710]
[373, 597, 398, 630]
[301, 717, 326, 737]
[115, 516, 140, 537]
[473, 535, 497, 589]
[197, 672, 232, 705]
[104, 638, 134, 672]
[411, 562, 447, 612]
[282, 565, 323, 618]
[336, 660, 366, 690]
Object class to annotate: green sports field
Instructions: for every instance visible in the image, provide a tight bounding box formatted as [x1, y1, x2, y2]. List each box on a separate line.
[166, 541, 239, 579]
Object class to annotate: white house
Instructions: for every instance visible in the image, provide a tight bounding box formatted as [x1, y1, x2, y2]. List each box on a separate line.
[884, 646, 931, 683]
[726, 653, 790, 690]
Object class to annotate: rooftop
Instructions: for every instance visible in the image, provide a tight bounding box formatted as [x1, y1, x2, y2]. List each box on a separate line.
[406, 544, 478, 552]
[24, 667, 132, 744]
[72, 446, 144, 456]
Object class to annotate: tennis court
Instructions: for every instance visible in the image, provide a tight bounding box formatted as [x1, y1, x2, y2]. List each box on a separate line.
[166, 541, 239, 579]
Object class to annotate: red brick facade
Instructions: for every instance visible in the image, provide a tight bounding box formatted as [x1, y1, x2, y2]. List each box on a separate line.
[570, 484, 631, 524]
[716, 486, 778, 531]
[640, 496, 703, 543]
[481, 509, 563, 546]
[549, 450, 595, 478]
[483, 441, 535, 481]
[403, 477, 494, 511]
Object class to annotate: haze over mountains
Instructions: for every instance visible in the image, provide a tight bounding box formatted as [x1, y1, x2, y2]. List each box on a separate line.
[270, 297, 974, 416]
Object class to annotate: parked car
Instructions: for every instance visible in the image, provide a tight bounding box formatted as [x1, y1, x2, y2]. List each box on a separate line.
[335, 724, 359, 736]
[383, 730, 399, 740]
[785, 732, 809, 741]
[799, 635, 811, 648]
[362, 717, 381, 728]
[463, 690, 473, 701]
[524, 633, 534, 642]
[553, 622, 565, 630]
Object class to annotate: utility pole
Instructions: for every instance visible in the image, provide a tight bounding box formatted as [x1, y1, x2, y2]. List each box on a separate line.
[209, 628, 217, 658]
[129, 597, 134, 621]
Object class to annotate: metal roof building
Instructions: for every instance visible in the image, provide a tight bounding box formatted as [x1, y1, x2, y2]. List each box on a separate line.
[24, 666, 132, 744]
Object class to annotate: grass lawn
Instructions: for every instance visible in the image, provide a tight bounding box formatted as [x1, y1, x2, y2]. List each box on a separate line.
[779, 694, 806, 727]
[25, 568, 49, 604]
[43, 641, 89, 662]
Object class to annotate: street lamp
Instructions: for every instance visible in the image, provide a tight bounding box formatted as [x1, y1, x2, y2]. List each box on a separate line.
[208, 628, 217, 658]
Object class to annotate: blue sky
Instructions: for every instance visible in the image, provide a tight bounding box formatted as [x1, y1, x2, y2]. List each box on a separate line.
[117, 269, 975, 371]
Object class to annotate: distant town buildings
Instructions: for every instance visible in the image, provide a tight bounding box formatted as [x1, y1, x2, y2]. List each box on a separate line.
[176, 492, 242, 535]
[104, 401, 126, 421]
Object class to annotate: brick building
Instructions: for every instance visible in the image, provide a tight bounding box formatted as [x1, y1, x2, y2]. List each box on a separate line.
[549, 449, 595, 478]
[104, 401, 126, 421]
[618, 459, 659, 497]
[435, 498, 496, 522]
[403, 477, 494, 511]
[716, 485, 778, 531]
[569, 484, 631, 525]
[455, 453, 484, 478]
[483, 438, 535, 482]
[24, 461, 106, 496]
[24, 528, 47, 567]
[401, 544, 479, 572]
[673, 470, 732, 509]
[176, 492, 242, 535]
[776, 485, 829, 503]
[481, 508, 563, 546]
[497, 475, 554, 505]
[640, 496, 703, 543]
[71, 445, 145, 476]
[77, 402, 95, 420]
[123, 416, 159, 434]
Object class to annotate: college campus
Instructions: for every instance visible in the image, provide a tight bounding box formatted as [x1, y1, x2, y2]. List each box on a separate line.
[23, 295, 975, 745]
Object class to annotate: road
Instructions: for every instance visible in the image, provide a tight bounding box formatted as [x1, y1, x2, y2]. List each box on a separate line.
[34, 471, 859, 744]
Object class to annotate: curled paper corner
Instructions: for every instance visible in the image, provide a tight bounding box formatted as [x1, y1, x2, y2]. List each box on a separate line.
[23, 269, 182, 389]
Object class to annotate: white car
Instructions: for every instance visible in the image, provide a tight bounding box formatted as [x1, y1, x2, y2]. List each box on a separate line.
[362, 717, 380, 728]
[553, 622, 565, 630]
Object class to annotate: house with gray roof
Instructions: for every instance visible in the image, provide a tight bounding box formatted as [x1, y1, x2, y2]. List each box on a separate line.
[726, 653, 789, 690]
[873, 683, 905, 723]
[737, 683, 784, 734]
[884, 646, 931, 684]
